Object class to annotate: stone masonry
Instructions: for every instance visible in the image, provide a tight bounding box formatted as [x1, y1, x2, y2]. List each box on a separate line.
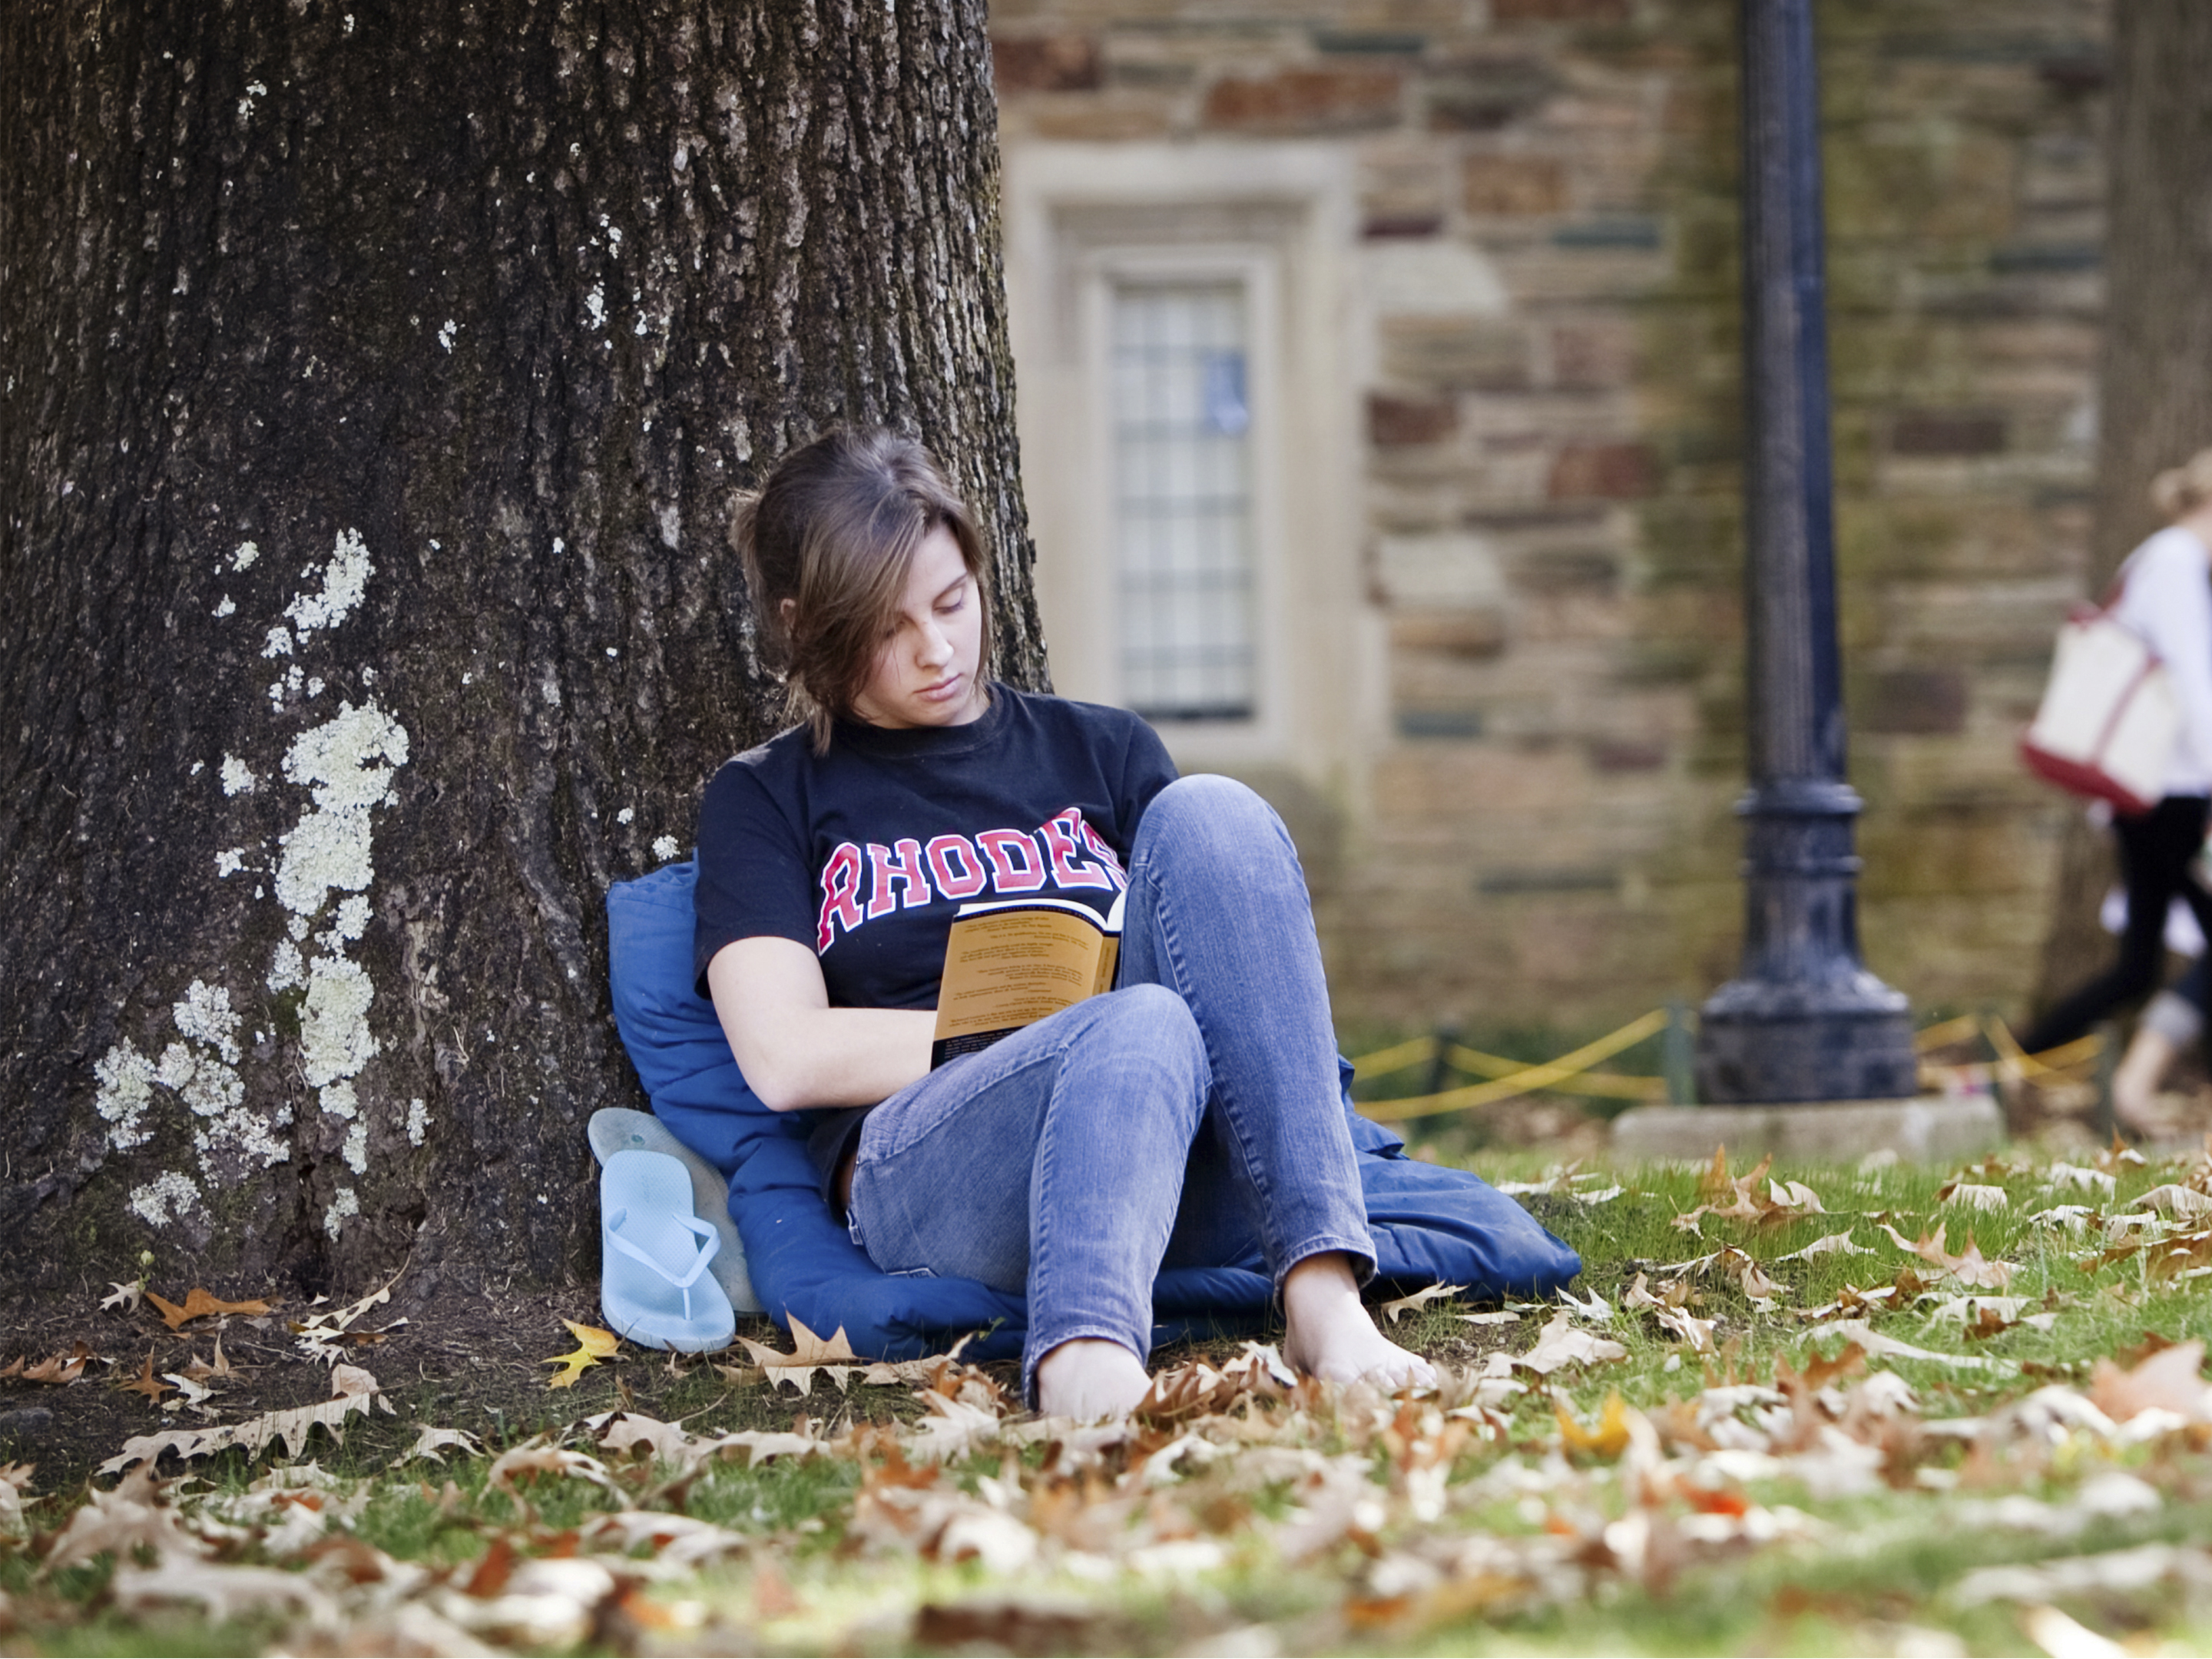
[992, 0, 2112, 1033]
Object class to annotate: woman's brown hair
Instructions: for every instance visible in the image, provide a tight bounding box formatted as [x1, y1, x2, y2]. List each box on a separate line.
[731, 429, 993, 750]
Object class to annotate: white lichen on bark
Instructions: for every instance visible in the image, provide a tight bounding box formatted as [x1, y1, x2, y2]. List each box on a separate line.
[98, 529, 408, 1236]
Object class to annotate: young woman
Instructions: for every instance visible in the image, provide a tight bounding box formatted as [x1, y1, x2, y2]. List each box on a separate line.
[2024, 447, 2212, 1084]
[694, 429, 1433, 1419]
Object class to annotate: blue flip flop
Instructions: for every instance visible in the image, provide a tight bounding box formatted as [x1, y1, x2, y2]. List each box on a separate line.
[599, 1150, 737, 1352]
[588, 1108, 762, 1313]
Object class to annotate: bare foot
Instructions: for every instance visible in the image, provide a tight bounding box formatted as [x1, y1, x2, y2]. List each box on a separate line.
[1280, 1252, 1437, 1392]
[2112, 1026, 2177, 1138]
[1034, 1337, 1152, 1420]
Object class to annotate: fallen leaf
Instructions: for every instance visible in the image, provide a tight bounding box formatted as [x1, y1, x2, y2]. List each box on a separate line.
[145, 1286, 273, 1330]
[1769, 1178, 1827, 1214]
[1456, 1310, 1522, 1326]
[288, 1270, 403, 1362]
[1813, 1321, 2015, 1375]
[1557, 1286, 1614, 1323]
[22, 1349, 88, 1385]
[740, 1316, 862, 1395]
[329, 1363, 380, 1398]
[118, 1353, 171, 1402]
[1378, 1283, 1465, 1323]
[1940, 1181, 2010, 1212]
[545, 1320, 621, 1389]
[394, 1425, 485, 1465]
[2131, 1184, 2212, 1219]
[2020, 1604, 2128, 1659]
[487, 1439, 620, 1500]
[1512, 1311, 1627, 1375]
[101, 1281, 144, 1313]
[1777, 1230, 1872, 1263]
[588, 1410, 688, 1463]
[1654, 1306, 1717, 1353]
[2045, 1163, 2117, 1198]
[2088, 1338, 2207, 1423]
[1557, 1389, 1633, 1458]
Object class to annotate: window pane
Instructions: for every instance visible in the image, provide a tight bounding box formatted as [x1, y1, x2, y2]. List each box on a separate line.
[1111, 281, 1256, 722]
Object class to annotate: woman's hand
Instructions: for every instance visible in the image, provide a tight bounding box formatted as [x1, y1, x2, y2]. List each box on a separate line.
[707, 937, 934, 1111]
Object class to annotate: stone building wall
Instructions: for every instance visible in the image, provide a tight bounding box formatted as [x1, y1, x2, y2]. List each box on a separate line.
[989, 0, 2113, 1031]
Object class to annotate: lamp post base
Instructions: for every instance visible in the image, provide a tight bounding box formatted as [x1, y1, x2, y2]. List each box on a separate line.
[1694, 978, 1917, 1104]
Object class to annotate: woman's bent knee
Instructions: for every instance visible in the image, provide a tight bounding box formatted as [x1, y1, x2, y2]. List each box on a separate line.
[1066, 985, 1209, 1100]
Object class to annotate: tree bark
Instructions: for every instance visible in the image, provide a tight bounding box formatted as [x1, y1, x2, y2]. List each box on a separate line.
[2032, 0, 2212, 1022]
[0, 0, 1044, 1301]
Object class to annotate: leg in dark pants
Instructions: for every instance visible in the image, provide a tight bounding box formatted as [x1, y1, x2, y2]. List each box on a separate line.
[2025, 794, 2212, 1052]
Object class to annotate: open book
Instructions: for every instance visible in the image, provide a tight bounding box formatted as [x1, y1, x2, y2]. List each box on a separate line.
[929, 892, 1124, 1068]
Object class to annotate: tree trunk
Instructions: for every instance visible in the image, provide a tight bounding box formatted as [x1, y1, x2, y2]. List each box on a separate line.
[2032, 0, 2212, 1022]
[0, 0, 1044, 1302]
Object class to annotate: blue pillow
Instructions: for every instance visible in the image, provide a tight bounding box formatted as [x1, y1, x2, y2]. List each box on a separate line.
[606, 859, 1578, 1361]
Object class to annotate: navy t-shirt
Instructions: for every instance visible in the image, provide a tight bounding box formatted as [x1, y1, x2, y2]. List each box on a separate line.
[693, 686, 1177, 1191]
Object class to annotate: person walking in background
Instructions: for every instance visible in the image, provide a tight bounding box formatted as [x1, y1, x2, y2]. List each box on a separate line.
[2024, 449, 2212, 1090]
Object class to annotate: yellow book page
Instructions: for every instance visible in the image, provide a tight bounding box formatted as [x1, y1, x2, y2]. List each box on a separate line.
[932, 908, 1112, 1043]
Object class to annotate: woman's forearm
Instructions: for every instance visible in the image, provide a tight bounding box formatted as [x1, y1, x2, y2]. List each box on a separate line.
[706, 938, 934, 1111]
[739, 1005, 935, 1111]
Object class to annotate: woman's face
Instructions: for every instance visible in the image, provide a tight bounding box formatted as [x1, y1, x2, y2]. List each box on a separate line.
[850, 525, 988, 730]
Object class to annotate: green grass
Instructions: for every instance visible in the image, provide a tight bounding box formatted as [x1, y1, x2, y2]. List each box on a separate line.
[6, 1143, 2212, 1655]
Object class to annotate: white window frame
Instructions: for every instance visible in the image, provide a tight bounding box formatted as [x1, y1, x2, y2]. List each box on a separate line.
[1003, 143, 1379, 793]
[1087, 247, 1284, 747]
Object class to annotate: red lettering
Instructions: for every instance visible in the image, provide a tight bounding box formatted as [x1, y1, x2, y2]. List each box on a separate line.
[925, 833, 989, 899]
[1041, 809, 1112, 890]
[816, 843, 865, 950]
[976, 828, 1048, 893]
[1078, 820, 1129, 890]
[866, 839, 933, 919]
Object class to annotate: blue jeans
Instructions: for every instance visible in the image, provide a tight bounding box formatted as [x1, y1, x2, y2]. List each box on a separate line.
[846, 775, 1375, 1401]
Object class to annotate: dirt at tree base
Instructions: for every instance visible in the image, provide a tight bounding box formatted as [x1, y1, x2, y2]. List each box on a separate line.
[0, 1281, 830, 1495]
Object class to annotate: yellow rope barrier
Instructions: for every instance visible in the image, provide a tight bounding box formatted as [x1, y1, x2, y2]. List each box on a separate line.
[1911, 1013, 1982, 1052]
[1444, 1042, 1668, 1102]
[1348, 1034, 1441, 1081]
[1345, 1011, 2090, 1126]
[1358, 1008, 1671, 1123]
[1979, 1017, 2102, 1081]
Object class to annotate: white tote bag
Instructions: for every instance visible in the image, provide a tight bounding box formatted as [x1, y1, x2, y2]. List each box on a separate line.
[2021, 597, 2180, 816]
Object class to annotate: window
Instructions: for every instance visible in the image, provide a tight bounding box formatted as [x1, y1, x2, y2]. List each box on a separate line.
[1002, 143, 1371, 785]
[1110, 281, 1257, 721]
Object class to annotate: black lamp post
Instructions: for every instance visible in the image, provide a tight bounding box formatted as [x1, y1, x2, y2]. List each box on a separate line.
[1694, 0, 1919, 1104]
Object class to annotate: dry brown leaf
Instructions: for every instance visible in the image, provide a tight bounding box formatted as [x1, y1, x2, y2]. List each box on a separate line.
[101, 1281, 144, 1313]
[230, 1388, 391, 1460]
[394, 1425, 485, 1466]
[1513, 1311, 1628, 1375]
[118, 1353, 171, 1402]
[595, 1412, 700, 1463]
[1378, 1283, 1465, 1324]
[740, 1316, 862, 1395]
[2131, 1184, 2212, 1220]
[22, 1349, 88, 1385]
[2088, 1338, 2208, 1423]
[145, 1286, 273, 1330]
[487, 1439, 619, 1498]
[41, 1466, 208, 1572]
[328, 1363, 380, 1398]
[1939, 1181, 2010, 1212]
[545, 1320, 621, 1389]
[1778, 1230, 1872, 1263]
[1654, 1306, 1718, 1353]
